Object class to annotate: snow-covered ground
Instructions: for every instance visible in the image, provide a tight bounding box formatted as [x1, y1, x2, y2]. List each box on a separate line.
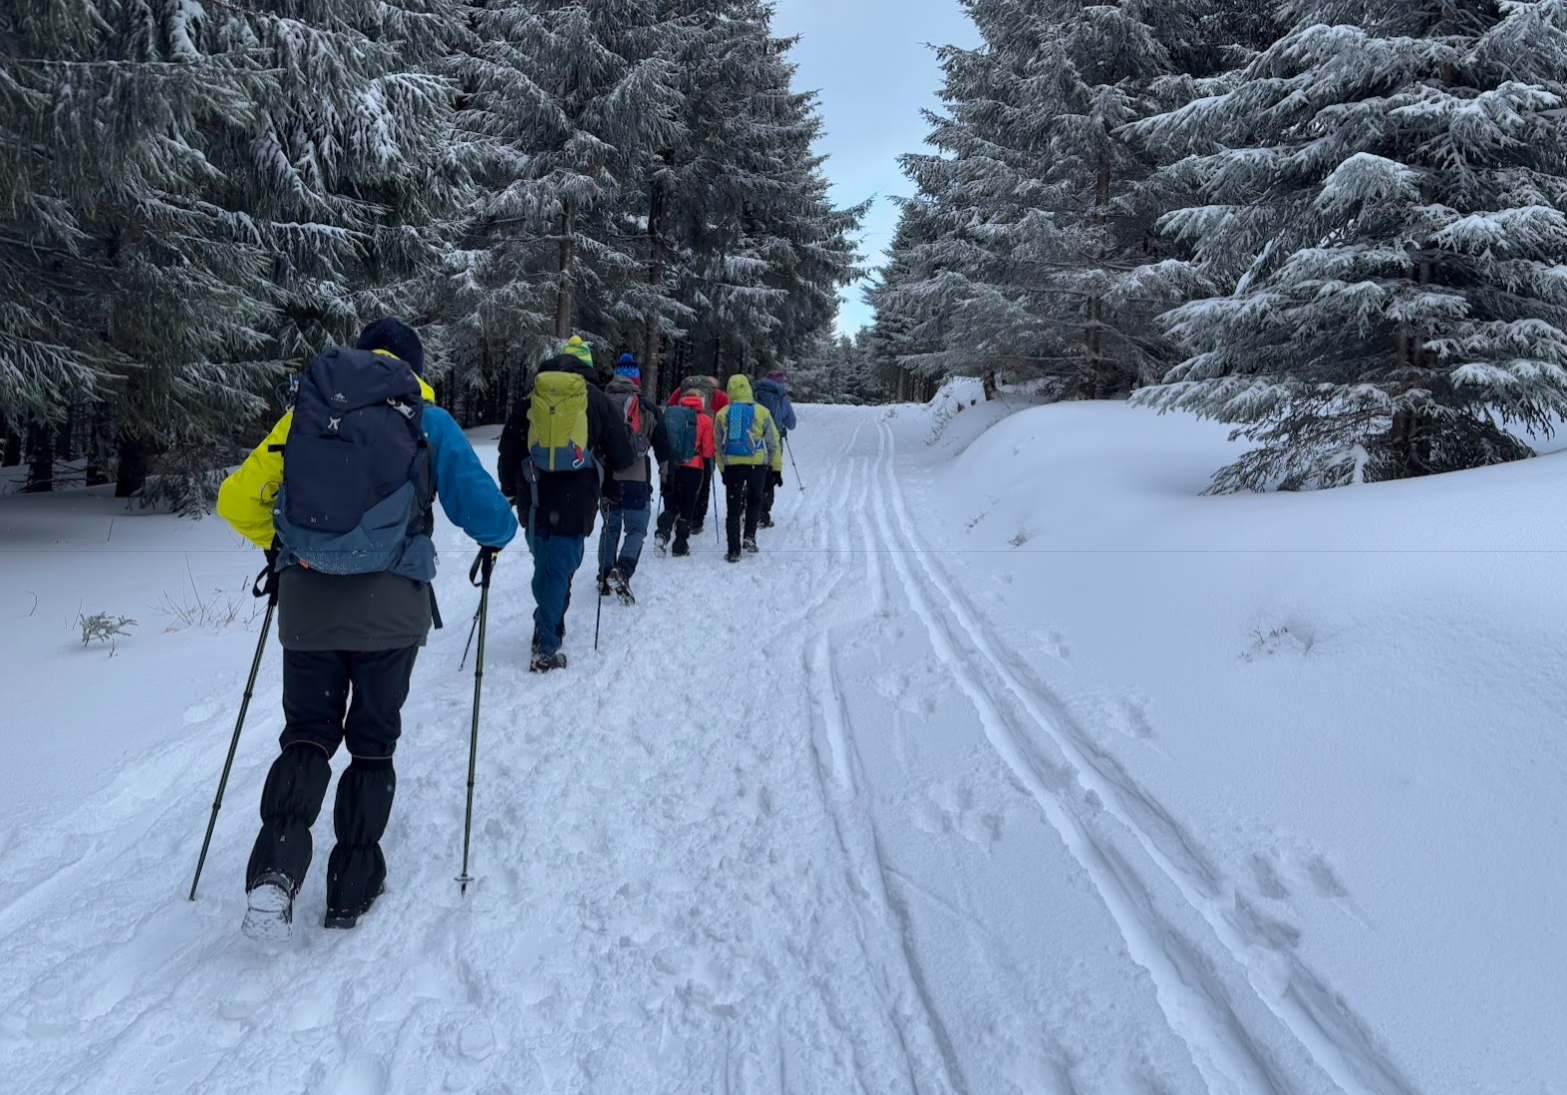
[1, 396, 1561, 1094]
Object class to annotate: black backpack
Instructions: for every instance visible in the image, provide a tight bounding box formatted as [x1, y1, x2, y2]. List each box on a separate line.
[272, 348, 434, 578]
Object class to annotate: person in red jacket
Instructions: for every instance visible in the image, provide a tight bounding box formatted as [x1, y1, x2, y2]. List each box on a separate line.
[653, 393, 716, 557]
[665, 376, 727, 533]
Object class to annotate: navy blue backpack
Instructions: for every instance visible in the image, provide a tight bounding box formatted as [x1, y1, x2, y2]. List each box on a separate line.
[272, 348, 435, 580]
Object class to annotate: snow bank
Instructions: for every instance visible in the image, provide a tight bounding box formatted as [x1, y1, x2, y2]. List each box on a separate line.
[900, 398, 1567, 1094]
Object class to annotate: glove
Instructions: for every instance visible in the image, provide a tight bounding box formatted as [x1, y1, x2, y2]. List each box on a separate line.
[602, 480, 625, 506]
[771, 470, 784, 488]
[254, 547, 281, 600]
[470, 544, 500, 587]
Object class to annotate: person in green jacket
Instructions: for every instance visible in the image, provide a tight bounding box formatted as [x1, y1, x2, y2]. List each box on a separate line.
[712, 375, 781, 562]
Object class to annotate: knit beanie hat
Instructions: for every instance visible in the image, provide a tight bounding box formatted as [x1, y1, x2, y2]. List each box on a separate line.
[561, 336, 593, 370]
[356, 318, 426, 375]
[614, 353, 641, 383]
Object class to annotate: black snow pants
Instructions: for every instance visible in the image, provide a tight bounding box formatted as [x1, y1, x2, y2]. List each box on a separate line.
[246, 646, 418, 918]
[656, 465, 705, 552]
[723, 465, 767, 554]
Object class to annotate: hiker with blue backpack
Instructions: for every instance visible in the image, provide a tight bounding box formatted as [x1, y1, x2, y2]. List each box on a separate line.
[754, 370, 797, 529]
[712, 375, 782, 563]
[654, 390, 716, 557]
[496, 337, 636, 672]
[597, 355, 672, 604]
[215, 318, 518, 940]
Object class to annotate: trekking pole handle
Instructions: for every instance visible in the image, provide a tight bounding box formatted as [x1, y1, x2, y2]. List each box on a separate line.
[470, 546, 498, 588]
[253, 550, 280, 601]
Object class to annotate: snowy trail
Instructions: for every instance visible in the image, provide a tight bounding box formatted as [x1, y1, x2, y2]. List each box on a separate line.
[0, 404, 1429, 1094]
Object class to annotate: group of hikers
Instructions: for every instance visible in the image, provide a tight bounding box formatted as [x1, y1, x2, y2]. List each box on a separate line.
[212, 318, 797, 939]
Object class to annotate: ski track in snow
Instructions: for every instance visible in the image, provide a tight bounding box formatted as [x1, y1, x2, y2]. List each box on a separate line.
[869, 415, 1420, 1095]
[0, 404, 1427, 1094]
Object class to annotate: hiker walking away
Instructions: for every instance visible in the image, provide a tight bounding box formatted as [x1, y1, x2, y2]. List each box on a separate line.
[666, 375, 727, 534]
[753, 370, 797, 529]
[598, 355, 672, 603]
[497, 337, 635, 672]
[712, 375, 781, 563]
[653, 391, 716, 557]
[216, 318, 517, 941]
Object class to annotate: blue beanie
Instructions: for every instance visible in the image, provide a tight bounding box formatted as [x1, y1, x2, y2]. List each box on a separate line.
[356, 318, 426, 375]
[614, 353, 640, 381]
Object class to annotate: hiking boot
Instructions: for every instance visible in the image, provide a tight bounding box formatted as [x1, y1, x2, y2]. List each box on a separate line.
[531, 650, 569, 673]
[690, 523, 705, 536]
[759, 516, 774, 529]
[672, 541, 690, 557]
[325, 880, 384, 930]
[725, 549, 741, 563]
[743, 536, 760, 554]
[241, 871, 295, 943]
[598, 574, 613, 597]
[608, 568, 635, 606]
[654, 531, 670, 556]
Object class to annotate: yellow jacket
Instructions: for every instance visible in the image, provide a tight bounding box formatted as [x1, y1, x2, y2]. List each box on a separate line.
[713, 375, 783, 471]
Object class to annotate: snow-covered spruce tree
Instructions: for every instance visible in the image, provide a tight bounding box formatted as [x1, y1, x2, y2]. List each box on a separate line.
[441, 0, 684, 413]
[886, 0, 1206, 400]
[652, 0, 863, 388]
[1, 0, 274, 496]
[1136, 0, 1567, 491]
[200, 0, 469, 376]
[866, 201, 950, 400]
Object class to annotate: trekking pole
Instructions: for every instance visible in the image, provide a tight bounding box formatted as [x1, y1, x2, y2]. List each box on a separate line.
[189, 560, 278, 901]
[785, 436, 804, 493]
[458, 547, 496, 896]
[459, 605, 480, 672]
[595, 500, 608, 651]
[713, 468, 721, 545]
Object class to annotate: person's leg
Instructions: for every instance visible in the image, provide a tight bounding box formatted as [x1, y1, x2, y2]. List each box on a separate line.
[617, 498, 651, 577]
[670, 467, 697, 553]
[761, 474, 775, 524]
[724, 468, 745, 555]
[743, 467, 766, 541]
[323, 645, 419, 922]
[599, 506, 623, 582]
[694, 461, 712, 529]
[247, 650, 346, 894]
[532, 533, 585, 655]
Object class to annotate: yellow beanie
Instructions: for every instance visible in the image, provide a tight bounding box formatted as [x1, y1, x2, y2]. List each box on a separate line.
[562, 336, 593, 369]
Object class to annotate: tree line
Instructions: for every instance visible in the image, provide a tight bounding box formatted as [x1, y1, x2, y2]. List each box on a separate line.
[868, 0, 1567, 490]
[0, 0, 863, 502]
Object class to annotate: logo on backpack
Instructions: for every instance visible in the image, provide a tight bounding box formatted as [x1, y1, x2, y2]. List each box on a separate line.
[272, 348, 434, 579]
[528, 371, 595, 472]
[725, 403, 759, 458]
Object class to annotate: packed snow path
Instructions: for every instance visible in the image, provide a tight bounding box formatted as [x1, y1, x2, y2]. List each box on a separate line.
[1, 405, 1443, 1094]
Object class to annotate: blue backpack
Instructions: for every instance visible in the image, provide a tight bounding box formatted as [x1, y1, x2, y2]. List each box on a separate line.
[725, 403, 758, 458]
[664, 405, 699, 463]
[272, 347, 435, 580]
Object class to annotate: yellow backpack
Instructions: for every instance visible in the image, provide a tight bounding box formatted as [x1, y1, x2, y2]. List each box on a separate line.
[528, 371, 594, 471]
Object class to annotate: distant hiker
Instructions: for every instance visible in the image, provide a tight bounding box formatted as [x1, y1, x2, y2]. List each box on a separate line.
[216, 318, 517, 940]
[666, 375, 727, 533]
[497, 337, 636, 672]
[653, 391, 716, 557]
[712, 375, 781, 562]
[754, 370, 797, 529]
[598, 354, 671, 603]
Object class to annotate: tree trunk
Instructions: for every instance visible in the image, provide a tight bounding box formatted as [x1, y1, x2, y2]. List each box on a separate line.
[24, 420, 53, 493]
[2, 416, 20, 467]
[115, 432, 150, 498]
[85, 403, 111, 486]
[982, 369, 998, 401]
[554, 199, 577, 340]
[643, 174, 669, 401]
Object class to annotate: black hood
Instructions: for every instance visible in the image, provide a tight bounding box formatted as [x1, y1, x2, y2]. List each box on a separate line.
[537, 353, 603, 388]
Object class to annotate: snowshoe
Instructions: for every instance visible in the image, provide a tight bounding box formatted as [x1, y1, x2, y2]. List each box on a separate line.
[743, 536, 760, 554]
[531, 650, 569, 673]
[608, 568, 635, 606]
[241, 871, 295, 943]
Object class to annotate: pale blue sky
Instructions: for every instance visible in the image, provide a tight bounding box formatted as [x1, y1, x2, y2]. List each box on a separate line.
[768, 0, 980, 334]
